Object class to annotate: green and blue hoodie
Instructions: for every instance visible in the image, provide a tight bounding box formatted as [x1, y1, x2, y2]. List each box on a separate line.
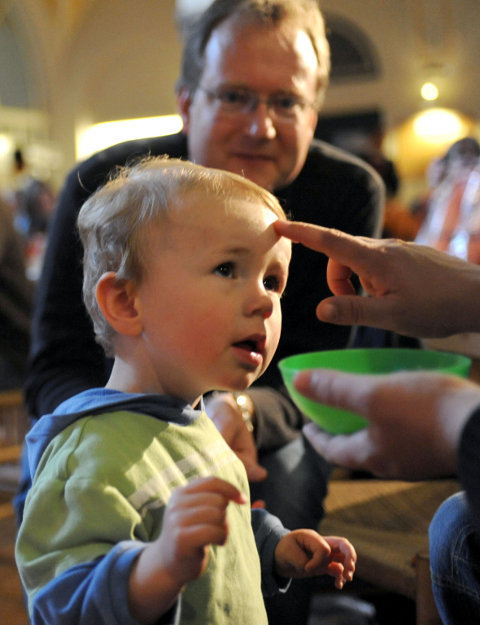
[15, 388, 289, 625]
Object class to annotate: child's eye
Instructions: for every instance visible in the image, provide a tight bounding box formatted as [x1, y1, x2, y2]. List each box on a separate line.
[263, 275, 281, 292]
[214, 262, 235, 278]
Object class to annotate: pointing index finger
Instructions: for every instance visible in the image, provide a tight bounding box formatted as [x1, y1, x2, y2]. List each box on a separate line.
[274, 220, 371, 268]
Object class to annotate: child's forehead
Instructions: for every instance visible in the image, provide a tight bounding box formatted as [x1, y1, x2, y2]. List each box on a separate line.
[142, 193, 289, 261]
[172, 193, 280, 229]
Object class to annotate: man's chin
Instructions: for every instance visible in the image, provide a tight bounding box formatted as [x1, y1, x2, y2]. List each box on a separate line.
[228, 159, 280, 191]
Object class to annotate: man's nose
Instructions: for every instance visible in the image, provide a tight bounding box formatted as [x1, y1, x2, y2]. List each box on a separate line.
[245, 101, 277, 140]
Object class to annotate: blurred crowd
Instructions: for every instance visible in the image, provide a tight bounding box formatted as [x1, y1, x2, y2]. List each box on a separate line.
[3, 149, 56, 280]
[415, 137, 480, 263]
[0, 149, 56, 390]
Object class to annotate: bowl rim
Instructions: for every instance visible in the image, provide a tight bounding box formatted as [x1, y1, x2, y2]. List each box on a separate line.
[278, 347, 472, 373]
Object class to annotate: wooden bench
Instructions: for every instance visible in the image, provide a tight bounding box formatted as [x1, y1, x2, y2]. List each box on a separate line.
[320, 477, 461, 625]
[0, 390, 28, 519]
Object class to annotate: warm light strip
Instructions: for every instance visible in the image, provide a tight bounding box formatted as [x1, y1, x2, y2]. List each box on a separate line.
[76, 115, 183, 160]
[413, 108, 464, 143]
[0, 134, 12, 157]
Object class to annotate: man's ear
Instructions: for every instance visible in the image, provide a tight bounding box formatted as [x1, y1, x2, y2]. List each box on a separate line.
[176, 86, 192, 135]
[96, 272, 142, 337]
[307, 109, 319, 141]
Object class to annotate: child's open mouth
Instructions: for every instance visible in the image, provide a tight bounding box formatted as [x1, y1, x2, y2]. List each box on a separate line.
[232, 335, 266, 367]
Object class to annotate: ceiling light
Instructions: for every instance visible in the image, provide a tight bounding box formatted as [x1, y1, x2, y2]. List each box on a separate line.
[420, 82, 439, 101]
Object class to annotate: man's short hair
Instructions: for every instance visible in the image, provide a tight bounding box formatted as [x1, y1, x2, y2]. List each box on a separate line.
[177, 0, 330, 110]
[78, 156, 286, 356]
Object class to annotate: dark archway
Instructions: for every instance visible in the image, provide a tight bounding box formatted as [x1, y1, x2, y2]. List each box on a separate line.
[325, 13, 381, 82]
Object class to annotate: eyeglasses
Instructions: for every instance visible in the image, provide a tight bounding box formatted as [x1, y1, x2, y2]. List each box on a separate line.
[197, 86, 315, 121]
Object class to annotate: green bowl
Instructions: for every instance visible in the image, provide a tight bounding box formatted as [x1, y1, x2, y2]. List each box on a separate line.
[278, 348, 472, 434]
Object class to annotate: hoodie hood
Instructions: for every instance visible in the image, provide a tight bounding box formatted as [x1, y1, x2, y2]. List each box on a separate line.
[26, 387, 202, 479]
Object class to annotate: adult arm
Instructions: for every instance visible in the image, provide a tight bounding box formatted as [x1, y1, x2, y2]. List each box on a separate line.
[206, 388, 304, 481]
[275, 220, 480, 339]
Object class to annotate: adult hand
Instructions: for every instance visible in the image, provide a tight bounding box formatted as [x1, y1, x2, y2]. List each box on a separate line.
[206, 393, 268, 482]
[294, 369, 480, 480]
[275, 220, 480, 338]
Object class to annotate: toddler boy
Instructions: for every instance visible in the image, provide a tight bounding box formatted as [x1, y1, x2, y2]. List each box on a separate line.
[16, 157, 355, 624]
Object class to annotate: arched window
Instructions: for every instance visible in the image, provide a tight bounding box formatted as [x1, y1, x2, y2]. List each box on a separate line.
[325, 14, 381, 82]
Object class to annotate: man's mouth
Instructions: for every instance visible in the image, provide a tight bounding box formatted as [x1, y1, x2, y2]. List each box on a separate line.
[232, 152, 274, 163]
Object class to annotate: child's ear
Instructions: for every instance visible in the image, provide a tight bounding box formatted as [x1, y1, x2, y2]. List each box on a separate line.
[96, 272, 142, 337]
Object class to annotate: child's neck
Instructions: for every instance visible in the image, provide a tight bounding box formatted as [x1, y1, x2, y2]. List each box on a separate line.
[105, 357, 202, 408]
[105, 357, 143, 394]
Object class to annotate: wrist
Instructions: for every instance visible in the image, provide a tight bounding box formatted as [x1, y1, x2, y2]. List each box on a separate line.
[128, 545, 183, 624]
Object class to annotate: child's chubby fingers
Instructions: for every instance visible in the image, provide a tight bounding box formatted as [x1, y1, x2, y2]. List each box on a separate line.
[323, 536, 357, 587]
[177, 520, 229, 551]
[170, 475, 248, 508]
[326, 563, 349, 590]
[302, 535, 356, 589]
[164, 476, 248, 545]
[156, 477, 249, 583]
[274, 529, 332, 578]
[292, 529, 332, 568]
[324, 536, 357, 567]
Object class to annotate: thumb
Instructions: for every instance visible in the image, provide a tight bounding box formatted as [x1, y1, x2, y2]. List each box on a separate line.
[316, 295, 393, 331]
[293, 369, 373, 414]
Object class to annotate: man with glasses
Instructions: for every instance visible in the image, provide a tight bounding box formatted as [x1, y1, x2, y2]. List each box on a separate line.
[23, 1, 383, 623]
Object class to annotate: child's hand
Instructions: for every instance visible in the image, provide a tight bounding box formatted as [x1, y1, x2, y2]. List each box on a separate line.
[128, 476, 247, 623]
[156, 475, 247, 584]
[274, 530, 356, 590]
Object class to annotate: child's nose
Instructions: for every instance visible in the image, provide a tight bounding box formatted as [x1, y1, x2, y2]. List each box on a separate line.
[246, 285, 273, 319]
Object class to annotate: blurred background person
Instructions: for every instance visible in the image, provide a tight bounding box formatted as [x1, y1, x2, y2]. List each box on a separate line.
[3, 149, 56, 281]
[0, 196, 33, 390]
[415, 137, 480, 260]
[357, 125, 399, 200]
[9, 149, 55, 239]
